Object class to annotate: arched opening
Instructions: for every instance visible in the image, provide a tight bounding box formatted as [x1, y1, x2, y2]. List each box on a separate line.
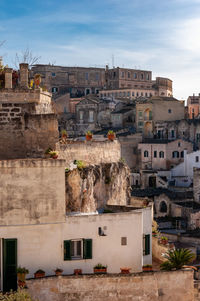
[160, 201, 167, 213]
[159, 151, 164, 158]
[144, 150, 149, 157]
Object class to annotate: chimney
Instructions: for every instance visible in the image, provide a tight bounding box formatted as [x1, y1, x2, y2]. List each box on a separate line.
[4, 67, 13, 89]
[19, 63, 29, 88]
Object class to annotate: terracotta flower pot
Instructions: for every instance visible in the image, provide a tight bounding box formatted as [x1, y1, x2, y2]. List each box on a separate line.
[52, 155, 58, 159]
[55, 270, 63, 276]
[120, 267, 131, 274]
[142, 266, 152, 272]
[74, 269, 82, 275]
[34, 272, 45, 278]
[86, 135, 92, 141]
[94, 268, 107, 274]
[17, 273, 26, 282]
[107, 133, 115, 141]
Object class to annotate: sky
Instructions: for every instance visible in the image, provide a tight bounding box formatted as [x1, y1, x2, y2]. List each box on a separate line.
[0, 0, 200, 99]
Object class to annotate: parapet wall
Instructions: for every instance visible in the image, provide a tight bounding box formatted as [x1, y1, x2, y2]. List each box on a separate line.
[0, 159, 66, 225]
[57, 140, 121, 166]
[27, 270, 194, 301]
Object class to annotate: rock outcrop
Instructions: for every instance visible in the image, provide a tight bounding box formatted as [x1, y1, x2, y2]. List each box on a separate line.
[65, 162, 131, 213]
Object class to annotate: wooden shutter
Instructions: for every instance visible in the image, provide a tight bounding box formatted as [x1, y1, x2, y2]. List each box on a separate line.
[83, 239, 92, 259]
[64, 240, 71, 260]
[3, 238, 17, 292]
[145, 234, 150, 255]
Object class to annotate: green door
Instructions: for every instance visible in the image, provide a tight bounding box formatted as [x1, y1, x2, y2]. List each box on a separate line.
[3, 239, 17, 292]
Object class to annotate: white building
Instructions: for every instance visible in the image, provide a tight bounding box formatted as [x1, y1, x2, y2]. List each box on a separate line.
[0, 159, 152, 292]
[170, 150, 200, 187]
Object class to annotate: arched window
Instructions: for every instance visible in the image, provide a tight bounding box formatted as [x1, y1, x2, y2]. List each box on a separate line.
[172, 151, 179, 158]
[160, 201, 167, 213]
[144, 150, 149, 157]
[159, 151, 164, 158]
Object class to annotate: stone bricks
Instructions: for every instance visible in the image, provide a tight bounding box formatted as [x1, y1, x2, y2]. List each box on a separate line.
[27, 270, 195, 301]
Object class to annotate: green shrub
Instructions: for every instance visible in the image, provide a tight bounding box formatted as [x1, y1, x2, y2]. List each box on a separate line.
[0, 289, 35, 300]
[160, 248, 195, 270]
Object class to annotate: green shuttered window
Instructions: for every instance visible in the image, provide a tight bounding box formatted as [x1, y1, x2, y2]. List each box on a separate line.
[64, 239, 92, 261]
[143, 234, 150, 255]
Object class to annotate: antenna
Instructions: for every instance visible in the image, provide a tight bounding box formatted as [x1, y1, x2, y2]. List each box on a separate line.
[112, 54, 115, 68]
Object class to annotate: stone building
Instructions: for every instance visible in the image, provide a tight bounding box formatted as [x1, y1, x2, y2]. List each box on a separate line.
[138, 138, 193, 171]
[101, 66, 173, 99]
[187, 93, 200, 119]
[136, 96, 185, 137]
[0, 63, 58, 159]
[154, 119, 200, 149]
[31, 65, 105, 98]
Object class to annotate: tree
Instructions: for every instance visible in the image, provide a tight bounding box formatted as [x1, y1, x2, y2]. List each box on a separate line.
[13, 47, 41, 68]
[160, 248, 195, 270]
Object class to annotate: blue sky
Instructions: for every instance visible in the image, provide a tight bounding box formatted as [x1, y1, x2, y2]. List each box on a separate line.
[1, 0, 200, 99]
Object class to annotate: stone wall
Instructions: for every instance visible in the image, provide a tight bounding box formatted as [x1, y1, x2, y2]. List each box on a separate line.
[0, 102, 58, 159]
[57, 140, 121, 166]
[27, 270, 194, 301]
[194, 168, 200, 203]
[0, 159, 66, 225]
[65, 162, 131, 212]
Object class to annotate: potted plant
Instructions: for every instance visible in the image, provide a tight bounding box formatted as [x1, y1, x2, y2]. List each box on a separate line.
[61, 129, 67, 139]
[152, 231, 157, 237]
[85, 131, 93, 141]
[107, 130, 115, 141]
[17, 266, 29, 288]
[49, 150, 58, 159]
[54, 268, 63, 276]
[44, 147, 52, 158]
[93, 263, 107, 274]
[161, 236, 168, 245]
[120, 267, 131, 274]
[74, 269, 82, 275]
[34, 269, 45, 278]
[142, 264, 152, 272]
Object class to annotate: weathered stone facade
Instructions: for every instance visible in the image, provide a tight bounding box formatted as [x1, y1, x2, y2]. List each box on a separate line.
[0, 159, 66, 225]
[27, 270, 194, 301]
[57, 140, 121, 166]
[65, 162, 131, 212]
[0, 89, 59, 159]
[194, 168, 200, 204]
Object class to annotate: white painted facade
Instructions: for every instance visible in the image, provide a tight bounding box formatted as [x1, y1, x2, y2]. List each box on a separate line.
[0, 208, 152, 286]
[170, 150, 200, 187]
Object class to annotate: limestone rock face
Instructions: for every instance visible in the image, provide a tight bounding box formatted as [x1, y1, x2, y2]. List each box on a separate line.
[65, 162, 131, 213]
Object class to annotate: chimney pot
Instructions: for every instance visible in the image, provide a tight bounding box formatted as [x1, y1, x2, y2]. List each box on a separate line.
[19, 63, 29, 88]
[4, 67, 13, 89]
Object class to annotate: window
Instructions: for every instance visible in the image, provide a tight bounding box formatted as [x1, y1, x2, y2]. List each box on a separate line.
[128, 72, 130, 78]
[138, 121, 143, 127]
[172, 151, 179, 158]
[154, 151, 157, 158]
[85, 73, 89, 80]
[51, 72, 56, 77]
[136, 92, 139, 97]
[134, 73, 137, 79]
[144, 150, 149, 157]
[64, 239, 92, 260]
[168, 109, 172, 113]
[145, 92, 148, 97]
[149, 111, 152, 120]
[171, 130, 175, 138]
[95, 73, 99, 81]
[121, 71, 124, 78]
[178, 142, 181, 147]
[132, 92, 135, 96]
[196, 156, 199, 162]
[143, 234, 150, 255]
[141, 73, 144, 80]
[139, 111, 143, 118]
[197, 133, 200, 141]
[141, 92, 143, 96]
[121, 237, 127, 246]
[159, 151, 164, 158]
[80, 111, 84, 120]
[52, 87, 58, 93]
[89, 110, 94, 122]
[146, 74, 150, 80]
[127, 91, 130, 97]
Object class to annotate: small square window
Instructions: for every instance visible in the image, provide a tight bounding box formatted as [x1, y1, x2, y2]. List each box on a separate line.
[168, 109, 172, 113]
[52, 72, 56, 77]
[196, 156, 199, 162]
[121, 237, 127, 245]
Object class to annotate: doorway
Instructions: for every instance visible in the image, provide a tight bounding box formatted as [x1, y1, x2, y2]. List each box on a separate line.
[3, 239, 17, 292]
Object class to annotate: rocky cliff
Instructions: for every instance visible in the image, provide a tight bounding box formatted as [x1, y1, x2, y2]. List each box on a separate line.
[65, 162, 131, 213]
